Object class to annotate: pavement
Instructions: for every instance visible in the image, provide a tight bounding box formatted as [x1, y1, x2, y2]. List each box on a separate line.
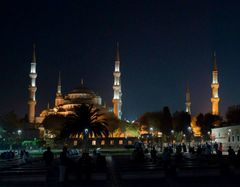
[0, 153, 240, 186]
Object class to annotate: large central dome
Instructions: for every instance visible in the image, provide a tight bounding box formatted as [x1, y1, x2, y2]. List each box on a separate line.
[68, 85, 96, 95]
[63, 84, 101, 106]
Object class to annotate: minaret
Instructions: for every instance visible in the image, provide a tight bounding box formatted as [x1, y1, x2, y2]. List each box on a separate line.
[211, 52, 220, 115]
[112, 43, 122, 119]
[185, 82, 191, 114]
[55, 72, 64, 107]
[28, 44, 37, 123]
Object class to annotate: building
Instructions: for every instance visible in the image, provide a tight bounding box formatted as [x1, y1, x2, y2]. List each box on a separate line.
[185, 82, 191, 114]
[27, 44, 121, 124]
[212, 125, 240, 151]
[28, 44, 37, 123]
[35, 79, 105, 123]
[211, 52, 220, 115]
[112, 43, 122, 119]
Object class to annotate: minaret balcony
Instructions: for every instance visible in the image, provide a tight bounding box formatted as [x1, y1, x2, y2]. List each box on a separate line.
[113, 85, 120, 90]
[211, 84, 219, 89]
[29, 73, 37, 79]
[113, 72, 121, 77]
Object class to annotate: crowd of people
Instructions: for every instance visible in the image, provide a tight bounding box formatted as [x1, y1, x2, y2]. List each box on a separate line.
[0, 150, 15, 159]
[42, 146, 106, 183]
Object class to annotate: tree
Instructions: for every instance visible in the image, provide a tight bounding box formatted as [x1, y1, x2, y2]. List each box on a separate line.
[138, 111, 162, 132]
[60, 104, 109, 152]
[196, 113, 222, 139]
[226, 105, 240, 123]
[0, 111, 20, 131]
[43, 114, 66, 136]
[104, 112, 121, 137]
[172, 111, 191, 133]
[161, 106, 173, 135]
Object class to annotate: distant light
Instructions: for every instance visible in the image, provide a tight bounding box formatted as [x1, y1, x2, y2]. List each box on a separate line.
[150, 127, 153, 131]
[171, 130, 174, 134]
[84, 129, 89, 134]
[157, 132, 162, 137]
[17, 129, 22, 135]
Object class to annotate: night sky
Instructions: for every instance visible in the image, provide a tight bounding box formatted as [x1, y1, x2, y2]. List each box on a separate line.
[0, 0, 240, 120]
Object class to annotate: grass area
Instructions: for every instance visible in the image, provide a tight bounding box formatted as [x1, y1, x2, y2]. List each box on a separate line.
[1, 147, 135, 158]
[27, 147, 134, 157]
[99, 148, 134, 155]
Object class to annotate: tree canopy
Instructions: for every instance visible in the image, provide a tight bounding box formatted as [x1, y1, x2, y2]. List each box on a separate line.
[226, 105, 240, 123]
[138, 107, 191, 135]
[196, 113, 222, 138]
[59, 104, 109, 139]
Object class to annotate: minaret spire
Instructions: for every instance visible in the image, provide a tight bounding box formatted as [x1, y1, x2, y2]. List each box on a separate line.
[57, 71, 61, 95]
[213, 51, 217, 71]
[211, 51, 220, 115]
[116, 42, 120, 61]
[81, 78, 84, 86]
[185, 81, 191, 114]
[28, 43, 37, 123]
[112, 42, 122, 119]
[55, 71, 64, 107]
[32, 43, 36, 63]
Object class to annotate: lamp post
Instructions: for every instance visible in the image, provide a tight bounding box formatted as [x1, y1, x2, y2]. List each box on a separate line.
[17, 129, 22, 136]
[83, 128, 89, 153]
[187, 126, 192, 147]
[171, 130, 174, 145]
[227, 128, 232, 147]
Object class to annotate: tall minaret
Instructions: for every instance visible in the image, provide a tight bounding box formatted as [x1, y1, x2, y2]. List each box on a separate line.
[211, 52, 220, 115]
[185, 82, 191, 115]
[112, 43, 122, 119]
[55, 72, 64, 107]
[28, 44, 37, 123]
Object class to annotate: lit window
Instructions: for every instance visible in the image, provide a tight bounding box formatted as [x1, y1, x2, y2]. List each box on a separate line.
[92, 140, 96, 146]
[101, 140, 105, 145]
[110, 140, 114, 145]
[128, 140, 132, 145]
[73, 140, 78, 146]
[119, 140, 123, 145]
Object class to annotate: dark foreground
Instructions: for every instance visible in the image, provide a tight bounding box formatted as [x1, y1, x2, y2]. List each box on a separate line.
[0, 154, 240, 187]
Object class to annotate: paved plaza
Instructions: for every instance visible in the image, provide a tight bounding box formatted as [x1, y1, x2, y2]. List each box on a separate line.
[0, 153, 240, 187]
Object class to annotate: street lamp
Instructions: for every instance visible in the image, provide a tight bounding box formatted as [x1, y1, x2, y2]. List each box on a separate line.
[17, 129, 22, 136]
[227, 128, 232, 145]
[83, 128, 89, 153]
[171, 130, 174, 144]
[207, 131, 212, 146]
[187, 126, 192, 147]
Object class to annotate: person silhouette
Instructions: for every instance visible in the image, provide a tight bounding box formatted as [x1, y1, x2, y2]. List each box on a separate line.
[59, 146, 70, 182]
[43, 147, 54, 166]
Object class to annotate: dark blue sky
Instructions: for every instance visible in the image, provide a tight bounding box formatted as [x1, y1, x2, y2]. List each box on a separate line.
[0, 0, 240, 120]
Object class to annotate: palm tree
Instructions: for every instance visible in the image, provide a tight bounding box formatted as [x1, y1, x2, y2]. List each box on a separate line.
[60, 104, 109, 152]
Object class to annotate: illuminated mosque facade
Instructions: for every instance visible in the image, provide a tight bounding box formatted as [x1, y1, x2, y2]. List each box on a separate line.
[27, 43, 219, 139]
[27, 44, 122, 124]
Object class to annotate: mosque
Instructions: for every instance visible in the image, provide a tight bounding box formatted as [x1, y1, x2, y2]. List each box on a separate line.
[27, 43, 220, 139]
[27, 44, 122, 124]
